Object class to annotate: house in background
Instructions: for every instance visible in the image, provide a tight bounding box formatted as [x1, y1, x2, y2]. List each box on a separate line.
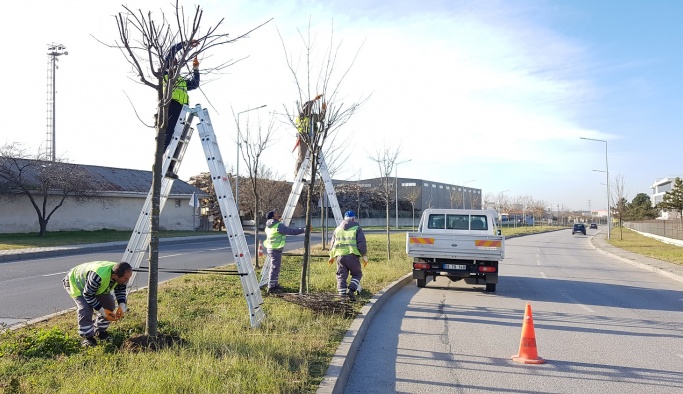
[651, 177, 681, 219]
[0, 161, 206, 233]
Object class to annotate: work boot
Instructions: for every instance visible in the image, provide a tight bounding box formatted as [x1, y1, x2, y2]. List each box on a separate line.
[81, 335, 97, 347]
[165, 171, 179, 179]
[268, 286, 283, 295]
[347, 288, 356, 301]
[96, 331, 112, 342]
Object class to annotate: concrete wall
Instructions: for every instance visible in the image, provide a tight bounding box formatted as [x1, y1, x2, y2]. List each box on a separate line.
[0, 194, 197, 233]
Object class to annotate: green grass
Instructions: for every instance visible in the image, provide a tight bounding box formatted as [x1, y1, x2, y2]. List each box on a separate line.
[0, 233, 411, 394]
[0, 229, 222, 251]
[606, 226, 683, 266]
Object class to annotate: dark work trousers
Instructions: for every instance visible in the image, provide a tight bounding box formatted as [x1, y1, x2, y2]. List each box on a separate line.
[164, 100, 184, 174]
[335, 254, 363, 296]
[267, 248, 284, 289]
[63, 278, 116, 338]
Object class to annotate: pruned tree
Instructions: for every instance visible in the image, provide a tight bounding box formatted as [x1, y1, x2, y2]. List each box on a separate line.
[237, 111, 277, 268]
[611, 174, 628, 240]
[658, 177, 683, 222]
[369, 144, 401, 259]
[113, 1, 268, 336]
[279, 21, 366, 293]
[0, 143, 105, 236]
[449, 185, 463, 209]
[405, 184, 422, 230]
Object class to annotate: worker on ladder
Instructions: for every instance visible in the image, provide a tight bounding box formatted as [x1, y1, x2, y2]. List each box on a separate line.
[263, 209, 306, 294]
[294, 94, 324, 178]
[162, 39, 201, 178]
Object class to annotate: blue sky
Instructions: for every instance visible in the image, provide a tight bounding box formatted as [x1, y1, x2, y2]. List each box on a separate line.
[2, 0, 682, 212]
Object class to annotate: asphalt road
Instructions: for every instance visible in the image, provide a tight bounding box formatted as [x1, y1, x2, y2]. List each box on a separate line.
[0, 234, 313, 327]
[344, 229, 683, 393]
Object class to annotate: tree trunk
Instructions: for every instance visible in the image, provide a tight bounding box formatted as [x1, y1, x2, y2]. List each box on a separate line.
[146, 127, 164, 338]
[38, 218, 48, 237]
[386, 199, 391, 259]
[300, 155, 316, 294]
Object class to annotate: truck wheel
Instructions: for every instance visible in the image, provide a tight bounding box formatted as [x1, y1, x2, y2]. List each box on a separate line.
[485, 283, 496, 292]
[416, 278, 426, 288]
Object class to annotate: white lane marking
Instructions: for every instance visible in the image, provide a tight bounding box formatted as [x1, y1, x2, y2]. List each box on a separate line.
[678, 354, 683, 359]
[563, 293, 595, 313]
[540, 271, 548, 278]
[42, 271, 68, 277]
[160, 247, 230, 259]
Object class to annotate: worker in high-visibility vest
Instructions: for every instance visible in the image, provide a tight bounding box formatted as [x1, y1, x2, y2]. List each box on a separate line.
[161, 40, 201, 179]
[62, 261, 132, 347]
[329, 210, 368, 301]
[293, 94, 324, 178]
[263, 210, 305, 294]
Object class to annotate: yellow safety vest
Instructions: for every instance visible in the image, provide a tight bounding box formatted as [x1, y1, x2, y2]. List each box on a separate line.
[331, 225, 361, 257]
[163, 75, 189, 105]
[67, 261, 117, 298]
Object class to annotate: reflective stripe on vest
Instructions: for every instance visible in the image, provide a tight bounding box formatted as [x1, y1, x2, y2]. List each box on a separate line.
[163, 75, 189, 105]
[67, 261, 117, 297]
[331, 225, 360, 257]
[264, 222, 286, 249]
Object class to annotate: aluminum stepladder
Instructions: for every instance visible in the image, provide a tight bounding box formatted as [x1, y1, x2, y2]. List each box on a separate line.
[258, 149, 343, 288]
[122, 104, 265, 328]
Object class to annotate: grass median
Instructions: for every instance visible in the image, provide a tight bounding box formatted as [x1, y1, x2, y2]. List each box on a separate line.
[606, 226, 683, 266]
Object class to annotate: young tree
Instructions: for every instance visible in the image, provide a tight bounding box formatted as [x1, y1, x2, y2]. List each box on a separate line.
[405, 185, 422, 230]
[279, 22, 365, 293]
[237, 112, 277, 268]
[610, 175, 628, 240]
[658, 177, 683, 221]
[0, 143, 105, 236]
[449, 186, 463, 209]
[113, 2, 267, 336]
[369, 144, 401, 259]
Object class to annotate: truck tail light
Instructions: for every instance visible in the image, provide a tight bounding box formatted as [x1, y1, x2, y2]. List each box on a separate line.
[479, 266, 496, 273]
[414, 263, 431, 270]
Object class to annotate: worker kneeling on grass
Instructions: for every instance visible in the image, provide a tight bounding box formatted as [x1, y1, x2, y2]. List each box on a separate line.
[62, 261, 132, 347]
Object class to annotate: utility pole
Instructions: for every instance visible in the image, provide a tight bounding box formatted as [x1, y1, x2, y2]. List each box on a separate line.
[46, 43, 68, 161]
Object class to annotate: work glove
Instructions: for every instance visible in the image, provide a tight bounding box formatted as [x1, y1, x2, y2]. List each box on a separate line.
[193, 57, 199, 70]
[186, 39, 200, 47]
[315, 94, 323, 100]
[362, 255, 369, 268]
[115, 303, 127, 320]
[328, 256, 335, 266]
[98, 308, 118, 322]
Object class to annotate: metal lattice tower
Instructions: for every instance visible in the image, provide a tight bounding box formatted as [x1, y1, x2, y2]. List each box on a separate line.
[46, 43, 67, 161]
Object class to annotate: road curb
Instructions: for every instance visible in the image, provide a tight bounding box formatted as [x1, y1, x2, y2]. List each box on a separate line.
[316, 273, 413, 394]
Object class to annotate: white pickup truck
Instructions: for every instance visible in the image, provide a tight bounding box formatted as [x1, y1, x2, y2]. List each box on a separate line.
[406, 208, 505, 292]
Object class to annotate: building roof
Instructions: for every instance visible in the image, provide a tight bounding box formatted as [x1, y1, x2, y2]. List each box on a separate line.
[3, 159, 204, 196]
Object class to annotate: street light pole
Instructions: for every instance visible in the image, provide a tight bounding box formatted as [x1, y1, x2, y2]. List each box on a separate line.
[462, 179, 475, 209]
[236, 105, 266, 213]
[580, 137, 610, 240]
[395, 159, 412, 229]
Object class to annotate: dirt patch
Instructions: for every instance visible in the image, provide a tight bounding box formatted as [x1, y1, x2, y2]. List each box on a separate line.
[276, 292, 355, 317]
[121, 333, 184, 352]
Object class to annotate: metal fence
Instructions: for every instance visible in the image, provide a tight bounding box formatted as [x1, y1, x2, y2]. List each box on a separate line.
[624, 220, 683, 241]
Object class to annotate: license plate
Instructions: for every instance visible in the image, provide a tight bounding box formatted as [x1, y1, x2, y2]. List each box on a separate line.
[444, 264, 466, 270]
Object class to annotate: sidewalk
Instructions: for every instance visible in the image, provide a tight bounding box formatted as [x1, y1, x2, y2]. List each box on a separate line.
[590, 231, 683, 284]
[0, 234, 229, 263]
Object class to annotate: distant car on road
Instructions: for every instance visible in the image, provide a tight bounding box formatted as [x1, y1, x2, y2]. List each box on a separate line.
[589, 223, 598, 229]
[572, 223, 586, 235]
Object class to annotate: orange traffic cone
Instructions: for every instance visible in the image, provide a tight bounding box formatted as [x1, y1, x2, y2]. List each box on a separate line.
[512, 302, 545, 364]
[258, 241, 264, 257]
